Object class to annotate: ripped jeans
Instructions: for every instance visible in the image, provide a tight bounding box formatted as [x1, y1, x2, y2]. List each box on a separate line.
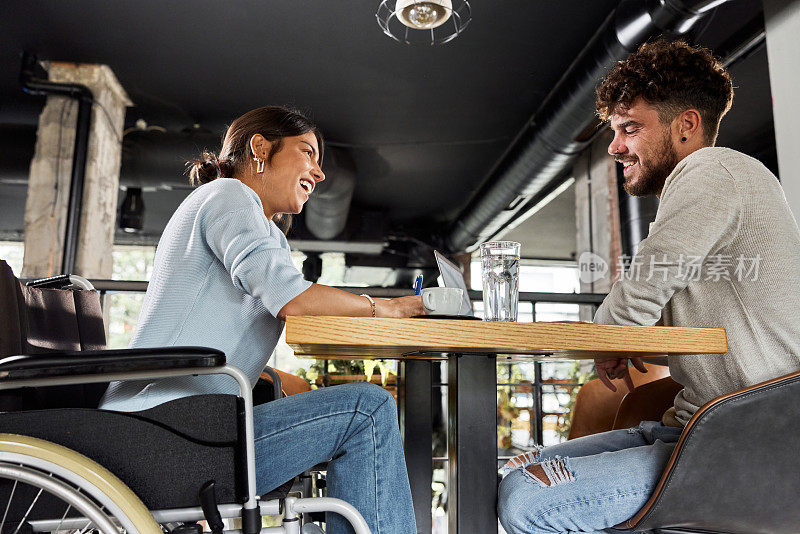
[497, 421, 682, 534]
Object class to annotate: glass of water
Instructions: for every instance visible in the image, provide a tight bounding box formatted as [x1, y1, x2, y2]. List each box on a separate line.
[480, 241, 520, 321]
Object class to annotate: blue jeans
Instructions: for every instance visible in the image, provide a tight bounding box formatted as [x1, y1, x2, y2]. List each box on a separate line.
[252, 382, 416, 534]
[498, 421, 683, 534]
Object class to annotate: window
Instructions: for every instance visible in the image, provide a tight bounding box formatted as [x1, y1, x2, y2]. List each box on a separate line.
[0, 241, 24, 276]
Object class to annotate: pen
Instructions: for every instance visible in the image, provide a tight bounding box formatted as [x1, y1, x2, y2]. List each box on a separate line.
[413, 274, 423, 295]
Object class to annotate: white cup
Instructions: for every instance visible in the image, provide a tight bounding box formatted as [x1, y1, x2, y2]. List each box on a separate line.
[422, 287, 465, 316]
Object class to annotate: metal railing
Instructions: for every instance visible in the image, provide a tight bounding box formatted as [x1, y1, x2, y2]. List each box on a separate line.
[497, 291, 605, 449]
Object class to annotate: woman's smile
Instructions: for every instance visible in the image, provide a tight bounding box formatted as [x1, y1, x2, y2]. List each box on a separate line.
[299, 178, 315, 195]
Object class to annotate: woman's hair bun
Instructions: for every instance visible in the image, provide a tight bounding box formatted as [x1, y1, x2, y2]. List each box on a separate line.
[187, 151, 233, 186]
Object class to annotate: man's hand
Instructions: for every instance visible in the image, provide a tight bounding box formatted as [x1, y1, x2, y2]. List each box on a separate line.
[550, 321, 648, 393]
[594, 357, 647, 393]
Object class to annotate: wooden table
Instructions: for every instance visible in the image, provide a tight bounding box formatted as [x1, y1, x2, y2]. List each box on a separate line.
[286, 317, 727, 534]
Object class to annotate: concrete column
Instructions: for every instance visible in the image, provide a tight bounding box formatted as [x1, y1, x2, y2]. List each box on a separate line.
[764, 0, 800, 217]
[22, 62, 131, 278]
[574, 131, 621, 317]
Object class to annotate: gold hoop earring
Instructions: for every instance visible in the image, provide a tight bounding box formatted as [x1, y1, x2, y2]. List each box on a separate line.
[253, 156, 265, 174]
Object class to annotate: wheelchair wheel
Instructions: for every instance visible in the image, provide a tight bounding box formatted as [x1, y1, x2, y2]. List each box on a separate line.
[0, 433, 160, 534]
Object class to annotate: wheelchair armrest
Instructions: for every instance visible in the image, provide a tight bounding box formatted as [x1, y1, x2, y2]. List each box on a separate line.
[0, 346, 225, 381]
[612, 369, 800, 534]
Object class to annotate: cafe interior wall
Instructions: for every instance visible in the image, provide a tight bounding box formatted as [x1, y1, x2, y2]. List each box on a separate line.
[764, 0, 800, 218]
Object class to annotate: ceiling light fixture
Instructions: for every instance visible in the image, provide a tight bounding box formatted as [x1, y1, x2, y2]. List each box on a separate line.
[119, 186, 145, 233]
[376, 0, 471, 45]
[397, 0, 452, 29]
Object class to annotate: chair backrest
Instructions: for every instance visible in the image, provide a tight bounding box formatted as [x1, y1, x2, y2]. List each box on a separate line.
[0, 260, 107, 410]
[568, 363, 671, 439]
[615, 370, 800, 533]
[612, 376, 682, 430]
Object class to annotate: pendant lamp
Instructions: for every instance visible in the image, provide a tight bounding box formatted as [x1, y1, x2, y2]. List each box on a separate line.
[376, 0, 472, 45]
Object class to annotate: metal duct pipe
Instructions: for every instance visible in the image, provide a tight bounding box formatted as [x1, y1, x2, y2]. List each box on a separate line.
[121, 129, 221, 188]
[446, 0, 729, 252]
[121, 132, 358, 240]
[304, 147, 356, 240]
[20, 52, 94, 274]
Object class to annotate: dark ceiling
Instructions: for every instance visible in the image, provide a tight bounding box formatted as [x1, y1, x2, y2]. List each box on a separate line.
[0, 0, 776, 264]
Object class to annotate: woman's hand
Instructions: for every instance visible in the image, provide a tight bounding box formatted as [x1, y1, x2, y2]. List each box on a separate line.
[375, 295, 424, 318]
[278, 283, 424, 319]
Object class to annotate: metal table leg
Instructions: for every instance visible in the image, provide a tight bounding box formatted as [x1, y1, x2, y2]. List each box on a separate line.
[448, 353, 498, 534]
[401, 359, 433, 534]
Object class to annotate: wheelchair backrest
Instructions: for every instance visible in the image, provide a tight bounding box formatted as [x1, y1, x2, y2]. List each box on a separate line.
[0, 260, 107, 410]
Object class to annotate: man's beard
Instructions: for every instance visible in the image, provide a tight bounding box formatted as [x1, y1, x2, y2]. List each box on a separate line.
[623, 132, 679, 197]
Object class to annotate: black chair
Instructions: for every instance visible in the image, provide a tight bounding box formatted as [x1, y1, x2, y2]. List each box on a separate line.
[0, 260, 368, 534]
[610, 369, 800, 534]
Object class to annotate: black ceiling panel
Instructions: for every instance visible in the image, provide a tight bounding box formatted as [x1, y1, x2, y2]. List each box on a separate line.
[0, 0, 775, 247]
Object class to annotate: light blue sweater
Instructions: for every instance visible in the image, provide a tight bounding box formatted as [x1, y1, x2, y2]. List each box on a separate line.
[100, 178, 312, 412]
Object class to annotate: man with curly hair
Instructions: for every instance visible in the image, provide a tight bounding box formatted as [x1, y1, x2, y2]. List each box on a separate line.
[497, 39, 800, 533]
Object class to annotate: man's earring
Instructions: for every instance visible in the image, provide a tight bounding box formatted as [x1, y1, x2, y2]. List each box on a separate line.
[681, 136, 687, 142]
[253, 156, 265, 174]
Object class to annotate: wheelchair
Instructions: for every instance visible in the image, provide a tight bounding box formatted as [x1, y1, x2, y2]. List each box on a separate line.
[0, 264, 370, 534]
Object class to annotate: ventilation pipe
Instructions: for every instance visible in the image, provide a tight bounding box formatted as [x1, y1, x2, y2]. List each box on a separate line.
[445, 0, 730, 252]
[121, 131, 359, 241]
[121, 129, 219, 189]
[20, 52, 94, 274]
[120, 132, 358, 240]
[304, 147, 356, 240]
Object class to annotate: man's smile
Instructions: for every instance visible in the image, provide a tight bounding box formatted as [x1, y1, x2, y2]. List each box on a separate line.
[617, 158, 639, 177]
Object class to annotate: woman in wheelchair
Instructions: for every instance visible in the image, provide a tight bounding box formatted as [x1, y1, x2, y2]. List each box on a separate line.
[99, 106, 423, 534]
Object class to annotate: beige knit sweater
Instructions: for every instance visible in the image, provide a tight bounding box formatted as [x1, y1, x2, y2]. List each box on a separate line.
[594, 147, 800, 426]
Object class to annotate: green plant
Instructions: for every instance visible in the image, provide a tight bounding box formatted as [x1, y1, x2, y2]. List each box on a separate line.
[497, 392, 520, 449]
[296, 359, 397, 388]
